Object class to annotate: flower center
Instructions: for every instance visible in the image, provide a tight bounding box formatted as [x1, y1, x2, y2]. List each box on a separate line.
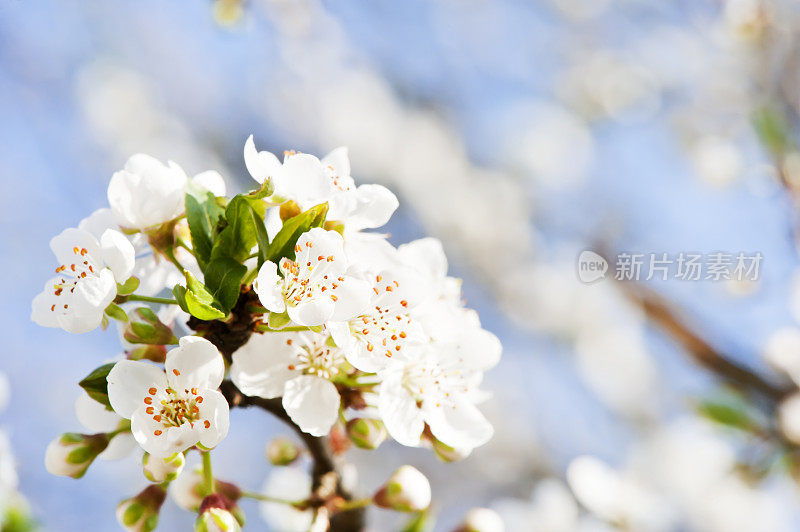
[49, 246, 100, 313]
[143, 387, 206, 433]
[279, 251, 345, 306]
[402, 360, 469, 407]
[285, 335, 344, 380]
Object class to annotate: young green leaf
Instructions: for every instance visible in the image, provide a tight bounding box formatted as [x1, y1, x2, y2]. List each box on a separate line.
[186, 181, 226, 270]
[104, 302, 128, 322]
[210, 196, 263, 264]
[265, 203, 328, 262]
[173, 272, 227, 320]
[116, 277, 140, 296]
[204, 256, 248, 311]
[79, 363, 117, 408]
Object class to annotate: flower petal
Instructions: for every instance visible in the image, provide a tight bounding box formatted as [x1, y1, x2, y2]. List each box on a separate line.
[347, 184, 399, 230]
[328, 277, 371, 322]
[107, 360, 168, 419]
[100, 229, 136, 282]
[231, 333, 299, 398]
[75, 393, 121, 433]
[288, 297, 335, 327]
[197, 389, 230, 449]
[131, 406, 197, 458]
[378, 380, 425, 446]
[50, 228, 103, 269]
[166, 337, 225, 391]
[244, 135, 281, 184]
[254, 261, 285, 313]
[282, 376, 340, 437]
[424, 398, 493, 450]
[192, 170, 227, 196]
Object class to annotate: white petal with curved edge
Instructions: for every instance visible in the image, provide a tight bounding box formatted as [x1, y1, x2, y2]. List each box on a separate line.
[254, 261, 285, 313]
[99, 433, 137, 461]
[166, 337, 225, 391]
[328, 277, 371, 321]
[424, 398, 493, 450]
[378, 382, 425, 447]
[197, 389, 230, 449]
[57, 309, 106, 334]
[132, 406, 198, 458]
[50, 227, 103, 268]
[398, 238, 448, 281]
[192, 170, 227, 196]
[347, 184, 399, 230]
[244, 135, 281, 184]
[78, 208, 118, 239]
[282, 376, 340, 437]
[71, 269, 117, 313]
[321, 146, 350, 178]
[107, 360, 168, 418]
[31, 279, 64, 328]
[281, 153, 329, 203]
[288, 297, 335, 327]
[75, 393, 121, 433]
[231, 333, 298, 398]
[100, 229, 136, 282]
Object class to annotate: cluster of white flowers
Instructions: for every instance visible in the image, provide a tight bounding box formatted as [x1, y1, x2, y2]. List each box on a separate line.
[231, 137, 501, 452]
[32, 136, 500, 530]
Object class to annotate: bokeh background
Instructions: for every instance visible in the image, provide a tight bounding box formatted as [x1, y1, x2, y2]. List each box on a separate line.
[4, 0, 800, 530]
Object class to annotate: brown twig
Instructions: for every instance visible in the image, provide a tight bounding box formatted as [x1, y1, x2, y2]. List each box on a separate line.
[615, 280, 792, 404]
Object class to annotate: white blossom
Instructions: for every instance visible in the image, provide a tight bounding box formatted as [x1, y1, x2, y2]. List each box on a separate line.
[377, 343, 496, 450]
[108, 153, 189, 230]
[32, 227, 135, 333]
[231, 331, 343, 436]
[107, 337, 229, 458]
[245, 136, 398, 230]
[254, 228, 370, 327]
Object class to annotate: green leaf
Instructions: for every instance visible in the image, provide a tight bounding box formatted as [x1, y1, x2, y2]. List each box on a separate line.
[695, 400, 756, 433]
[104, 302, 128, 322]
[173, 272, 227, 320]
[267, 311, 292, 330]
[186, 181, 226, 271]
[752, 105, 792, 157]
[204, 256, 248, 311]
[246, 179, 275, 200]
[210, 196, 266, 264]
[79, 363, 116, 408]
[116, 277, 140, 296]
[265, 203, 328, 262]
[123, 307, 178, 345]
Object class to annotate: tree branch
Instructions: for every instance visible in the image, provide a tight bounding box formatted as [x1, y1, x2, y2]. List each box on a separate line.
[616, 280, 792, 404]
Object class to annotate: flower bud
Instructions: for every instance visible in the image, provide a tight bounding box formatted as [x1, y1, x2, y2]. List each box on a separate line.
[172, 468, 242, 512]
[265, 437, 300, 466]
[128, 344, 167, 363]
[431, 437, 470, 463]
[45, 432, 109, 478]
[453, 508, 505, 532]
[123, 307, 177, 346]
[116, 485, 167, 532]
[195, 494, 244, 532]
[373, 465, 431, 512]
[143, 452, 185, 483]
[346, 418, 387, 450]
